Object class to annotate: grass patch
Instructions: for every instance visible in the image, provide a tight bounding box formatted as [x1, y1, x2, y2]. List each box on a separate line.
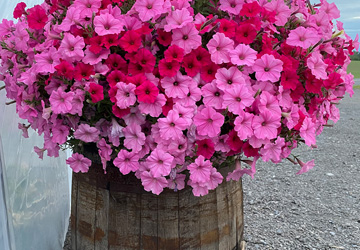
[348, 61, 360, 79]
[353, 85, 360, 89]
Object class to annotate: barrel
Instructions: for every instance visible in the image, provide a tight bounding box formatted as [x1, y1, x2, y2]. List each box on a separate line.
[70, 163, 244, 250]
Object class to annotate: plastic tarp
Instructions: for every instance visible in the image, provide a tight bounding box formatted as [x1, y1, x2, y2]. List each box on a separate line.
[0, 1, 70, 249]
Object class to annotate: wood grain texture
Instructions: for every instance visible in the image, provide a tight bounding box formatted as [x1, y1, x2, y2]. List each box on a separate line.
[71, 166, 244, 250]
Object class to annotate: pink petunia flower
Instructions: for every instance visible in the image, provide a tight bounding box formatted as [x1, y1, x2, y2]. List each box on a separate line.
[147, 148, 174, 177]
[187, 155, 213, 183]
[94, 13, 124, 36]
[123, 124, 146, 153]
[115, 82, 137, 109]
[286, 27, 320, 49]
[252, 110, 281, 140]
[52, 124, 70, 145]
[296, 159, 315, 175]
[164, 8, 193, 32]
[133, 0, 165, 22]
[300, 117, 316, 147]
[226, 158, 258, 181]
[207, 168, 223, 190]
[222, 84, 255, 115]
[307, 52, 328, 80]
[58, 33, 85, 62]
[35, 47, 61, 74]
[229, 44, 258, 66]
[252, 54, 283, 82]
[202, 80, 224, 110]
[158, 110, 188, 140]
[234, 111, 254, 140]
[219, 0, 244, 15]
[113, 150, 140, 175]
[140, 171, 168, 195]
[171, 23, 202, 54]
[49, 88, 74, 114]
[74, 124, 100, 143]
[215, 66, 246, 91]
[260, 137, 285, 163]
[207, 32, 234, 64]
[138, 93, 166, 117]
[188, 180, 209, 197]
[161, 71, 191, 98]
[66, 153, 92, 173]
[193, 106, 224, 138]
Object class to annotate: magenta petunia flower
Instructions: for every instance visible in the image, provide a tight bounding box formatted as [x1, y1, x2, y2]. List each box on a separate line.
[193, 106, 224, 138]
[147, 148, 174, 177]
[94, 13, 124, 36]
[252, 54, 283, 82]
[133, 0, 165, 22]
[66, 153, 92, 173]
[74, 124, 100, 143]
[252, 110, 281, 140]
[207, 32, 234, 64]
[171, 23, 202, 54]
[286, 27, 321, 49]
[113, 150, 140, 175]
[49, 88, 74, 114]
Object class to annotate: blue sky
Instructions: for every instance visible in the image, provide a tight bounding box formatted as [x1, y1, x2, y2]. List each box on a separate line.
[325, 0, 360, 40]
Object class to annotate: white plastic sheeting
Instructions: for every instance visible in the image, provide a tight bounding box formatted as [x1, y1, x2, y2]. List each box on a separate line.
[0, 1, 70, 249]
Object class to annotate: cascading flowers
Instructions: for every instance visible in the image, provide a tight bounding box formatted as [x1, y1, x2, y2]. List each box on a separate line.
[0, 0, 358, 196]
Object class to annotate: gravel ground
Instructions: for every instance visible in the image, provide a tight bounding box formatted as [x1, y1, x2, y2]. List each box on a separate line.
[243, 89, 360, 249]
[64, 89, 360, 250]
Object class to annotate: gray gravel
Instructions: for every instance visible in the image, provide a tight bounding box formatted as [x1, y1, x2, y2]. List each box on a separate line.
[243, 89, 360, 249]
[63, 89, 360, 250]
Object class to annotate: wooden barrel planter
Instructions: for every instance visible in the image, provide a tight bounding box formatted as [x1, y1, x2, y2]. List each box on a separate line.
[71, 163, 244, 250]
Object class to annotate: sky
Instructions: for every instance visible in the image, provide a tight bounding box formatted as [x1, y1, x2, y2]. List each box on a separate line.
[323, 0, 360, 40]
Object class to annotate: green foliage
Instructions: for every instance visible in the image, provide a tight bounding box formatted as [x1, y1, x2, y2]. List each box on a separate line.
[350, 51, 360, 61]
[348, 61, 360, 78]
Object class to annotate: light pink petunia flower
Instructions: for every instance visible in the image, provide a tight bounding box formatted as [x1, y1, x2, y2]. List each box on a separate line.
[147, 148, 174, 177]
[138, 93, 166, 117]
[140, 171, 168, 195]
[94, 13, 124, 36]
[234, 111, 254, 140]
[296, 159, 315, 175]
[158, 110, 188, 140]
[300, 117, 316, 147]
[123, 124, 146, 153]
[66, 153, 92, 173]
[115, 82, 137, 109]
[202, 80, 224, 110]
[307, 52, 328, 80]
[222, 84, 255, 115]
[133, 0, 165, 22]
[219, 0, 244, 15]
[74, 124, 100, 143]
[193, 106, 224, 138]
[207, 32, 234, 64]
[187, 155, 213, 183]
[49, 88, 74, 114]
[286, 27, 321, 49]
[252, 54, 283, 82]
[260, 137, 285, 163]
[113, 150, 140, 175]
[58, 33, 85, 62]
[164, 8, 193, 32]
[252, 110, 281, 140]
[229, 44, 258, 66]
[34, 47, 61, 74]
[171, 23, 202, 54]
[161, 71, 191, 98]
[215, 66, 246, 91]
